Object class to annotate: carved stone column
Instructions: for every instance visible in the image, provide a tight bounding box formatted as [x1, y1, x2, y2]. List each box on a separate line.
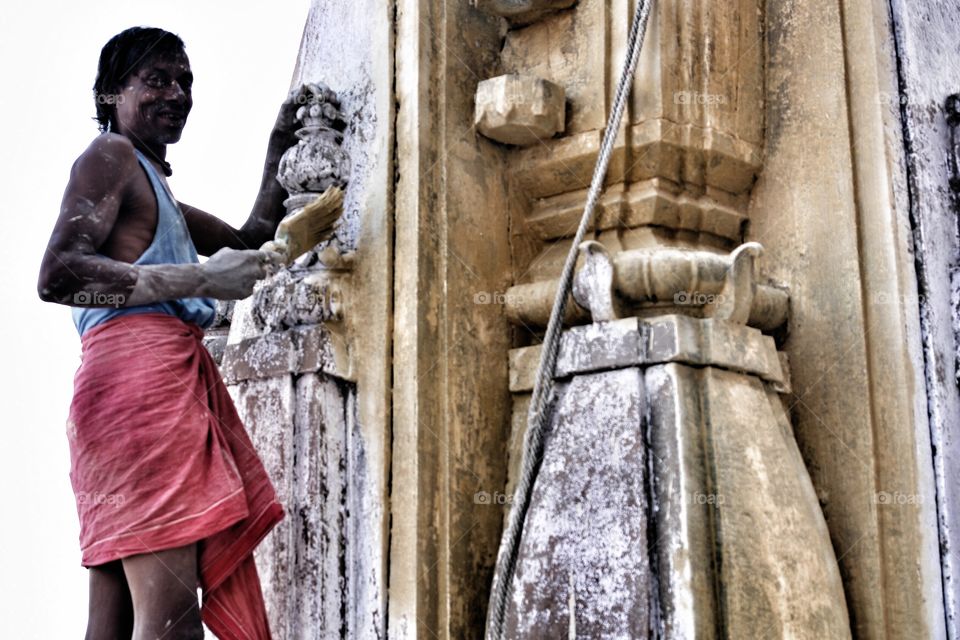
[470, 1, 850, 637]
[488, 0, 765, 320]
[505, 254, 848, 637]
[220, 4, 394, 629]
[261, 1, 951, 638]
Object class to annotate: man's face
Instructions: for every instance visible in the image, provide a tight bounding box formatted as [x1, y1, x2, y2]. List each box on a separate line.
[114, 51, 193, 145]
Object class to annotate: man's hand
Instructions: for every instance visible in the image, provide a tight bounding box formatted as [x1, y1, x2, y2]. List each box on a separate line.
[273, 83, 340, 138]
[200, 248, 284, 300]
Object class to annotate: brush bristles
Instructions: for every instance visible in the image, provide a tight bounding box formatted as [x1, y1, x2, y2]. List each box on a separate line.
[273, 187, 345, 263]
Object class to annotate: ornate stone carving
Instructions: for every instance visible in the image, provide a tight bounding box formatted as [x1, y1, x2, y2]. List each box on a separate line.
[250, 269, 345, 333]
[474, 74, 565, 146]
[572, 240, 622, 322]
[277, 83, 350, 215]
[506, 243, 790, 331]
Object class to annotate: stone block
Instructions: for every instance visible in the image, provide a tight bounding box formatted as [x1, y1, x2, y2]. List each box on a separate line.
[474, 74, 565, 146]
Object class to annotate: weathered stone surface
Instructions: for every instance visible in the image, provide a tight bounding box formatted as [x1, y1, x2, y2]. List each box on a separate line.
[500, 0, 603, 133]
[503, 368, 651, 638]
[392, 1, 517, 638]
[474, 74, 565, 146]
[222, 2, 393, 638]
[508, 315, 787, 392]
[236, 1, 954, 639]
[888, 2, 960, 632]
[506, 245, 790, 332]
[645, 363, 851, 638]
[291, 373, 348, 635]
[228, 377, 296, 635]
[509, 121, 762, 201]
[571, 240, 621, 322]
[473, 0, 577, 26]
[221, 323, 352, 384]
[746, 0, 946, 636]
[525, 179, 748, 242]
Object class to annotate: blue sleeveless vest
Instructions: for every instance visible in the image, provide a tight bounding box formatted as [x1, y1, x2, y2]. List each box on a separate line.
[72, 149, 217, 336]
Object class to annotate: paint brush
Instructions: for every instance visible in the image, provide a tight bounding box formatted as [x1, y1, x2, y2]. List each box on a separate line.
[262, 187, 344, 264]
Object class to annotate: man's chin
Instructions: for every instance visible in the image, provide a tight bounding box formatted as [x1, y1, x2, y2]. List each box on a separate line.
[158, 129, 185, 144]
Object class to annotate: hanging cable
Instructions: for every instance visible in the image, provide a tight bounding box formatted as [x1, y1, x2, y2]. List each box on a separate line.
[485, 1, 654, 637]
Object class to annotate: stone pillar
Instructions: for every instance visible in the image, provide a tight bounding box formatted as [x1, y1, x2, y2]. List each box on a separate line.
[472, 0, 849, 636]
[223, 0, 948, 637]
[506, 311, 850, 638]
[218, 2, 394, 636]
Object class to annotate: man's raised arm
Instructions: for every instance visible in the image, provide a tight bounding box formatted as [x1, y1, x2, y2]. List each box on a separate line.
[179, 94, 303, 255]
[37, 135, 278, 307]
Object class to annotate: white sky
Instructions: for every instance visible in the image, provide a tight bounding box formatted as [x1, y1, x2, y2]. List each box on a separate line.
[0, 1, 310, 635]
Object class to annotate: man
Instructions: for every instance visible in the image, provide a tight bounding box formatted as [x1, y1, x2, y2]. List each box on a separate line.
[37, 26, 303, 639]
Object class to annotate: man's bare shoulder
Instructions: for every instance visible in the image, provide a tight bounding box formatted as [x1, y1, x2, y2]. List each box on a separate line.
[70, 133, 138, 182]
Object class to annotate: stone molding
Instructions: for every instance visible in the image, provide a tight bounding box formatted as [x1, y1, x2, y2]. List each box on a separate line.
[508, 314, 789, 393]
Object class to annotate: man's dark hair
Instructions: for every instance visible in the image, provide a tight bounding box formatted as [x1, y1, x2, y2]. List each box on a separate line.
[93, 27, 187, 133]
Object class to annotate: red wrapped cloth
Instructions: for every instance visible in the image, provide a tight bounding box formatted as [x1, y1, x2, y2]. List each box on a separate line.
[67, 312, 284, 639]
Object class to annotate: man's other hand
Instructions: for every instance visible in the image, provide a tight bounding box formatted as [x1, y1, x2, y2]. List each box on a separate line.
[201, 248, 284, 300]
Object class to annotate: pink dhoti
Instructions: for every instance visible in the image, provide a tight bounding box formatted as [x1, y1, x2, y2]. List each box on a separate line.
[67, 312, 284, 639]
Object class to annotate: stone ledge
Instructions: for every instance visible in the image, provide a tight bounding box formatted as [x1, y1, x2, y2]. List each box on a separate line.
[509, 314, 788, 392]
[509, 120, 763, 200]
[221, 323, 353, 384]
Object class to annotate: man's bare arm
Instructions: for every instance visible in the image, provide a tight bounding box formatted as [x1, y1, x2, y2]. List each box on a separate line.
[179, 128, 290, 253]
[180, 95, 304, 256]
[37, 135, 278, 307]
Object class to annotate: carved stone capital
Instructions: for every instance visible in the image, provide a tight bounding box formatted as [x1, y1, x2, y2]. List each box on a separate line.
[572, 240, 622, 322]
[250, 269, 346, 333]
[277, 82, 350, 215]
[506, 243, 790, 331]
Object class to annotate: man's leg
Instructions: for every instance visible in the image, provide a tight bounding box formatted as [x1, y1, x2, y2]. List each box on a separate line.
[121, 543, 203, 640]
[85, 559, 134, 640]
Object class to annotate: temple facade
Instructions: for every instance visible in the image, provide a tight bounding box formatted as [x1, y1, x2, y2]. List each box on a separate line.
[208, 1, 960, 637]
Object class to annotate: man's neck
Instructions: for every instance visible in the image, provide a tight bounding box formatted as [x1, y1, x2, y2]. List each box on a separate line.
[133, 141, 172, 177]
[114, 129, 172, 176]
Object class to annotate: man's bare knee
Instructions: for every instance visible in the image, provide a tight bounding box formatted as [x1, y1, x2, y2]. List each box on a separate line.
[130, 589, 203, 640]
[122, 543, 202, 640]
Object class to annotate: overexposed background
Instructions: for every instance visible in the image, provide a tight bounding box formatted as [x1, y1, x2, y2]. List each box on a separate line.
[0, 1, 310, 635]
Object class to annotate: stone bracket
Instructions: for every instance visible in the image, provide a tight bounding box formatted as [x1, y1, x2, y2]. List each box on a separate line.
[508, 314, 789, 393]
[708, 241, 762, 324]
[572, 240, 623, 322]
[507, 243, 790, 331]
[221, 322, 353, 384]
